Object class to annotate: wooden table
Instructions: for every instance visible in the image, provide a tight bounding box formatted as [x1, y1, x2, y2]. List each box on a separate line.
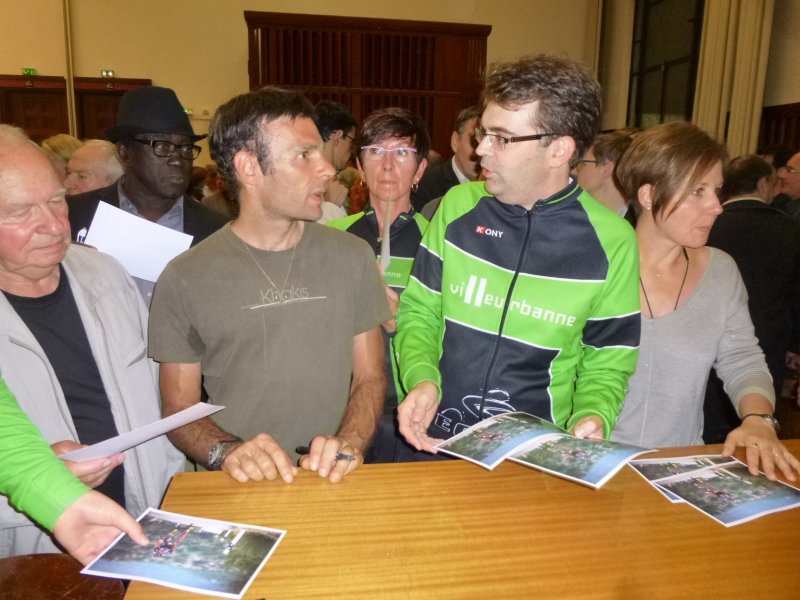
[125, 441, 800, 599]
[0, 553, 124, 600]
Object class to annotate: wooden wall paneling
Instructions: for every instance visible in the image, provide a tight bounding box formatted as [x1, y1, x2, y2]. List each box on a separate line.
[0, 75, 68, 142]
[350, 28, 363, 119]
[429, 33, 484, 153]
[247, 27, 259, 90]
[73, 77, 151, 140]
[244, 11, 490, 160]
[759, 102, 800, 151]
[6, 90, 69, 142]
[0, 75, 151, 143]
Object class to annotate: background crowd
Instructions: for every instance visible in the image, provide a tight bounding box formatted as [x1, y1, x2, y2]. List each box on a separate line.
[2, 52, 800, 570]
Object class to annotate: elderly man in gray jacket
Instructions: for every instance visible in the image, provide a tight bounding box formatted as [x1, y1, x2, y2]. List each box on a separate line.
[0, 124, 183, 557]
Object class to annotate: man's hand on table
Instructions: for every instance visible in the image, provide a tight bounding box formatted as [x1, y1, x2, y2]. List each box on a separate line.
[398, 381, 443, 453]
[221, 433, 298, 484]
[298, 435, 362, 483]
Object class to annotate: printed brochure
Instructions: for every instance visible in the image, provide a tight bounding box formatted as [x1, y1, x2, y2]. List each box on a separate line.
[629, 455, 800, 526]
[629, 455, 738, 502]
[83, 508, 285, 598]
[434, 412, 654, 489]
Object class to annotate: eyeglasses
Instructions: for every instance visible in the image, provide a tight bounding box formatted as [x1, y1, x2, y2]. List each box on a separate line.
[473, 127, 558, 150]
[131, 139, 201, 160]
[361, 146, 418, 163]
[343, 132, 356, 142]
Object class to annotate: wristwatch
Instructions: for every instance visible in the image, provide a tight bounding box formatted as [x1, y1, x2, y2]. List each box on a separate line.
[207, 438, 243, 471]
[741, 413, 780, 432]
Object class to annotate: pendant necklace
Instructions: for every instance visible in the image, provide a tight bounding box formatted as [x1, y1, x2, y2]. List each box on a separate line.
[639, 247, 689, 318]
[241, 232, 298, 293]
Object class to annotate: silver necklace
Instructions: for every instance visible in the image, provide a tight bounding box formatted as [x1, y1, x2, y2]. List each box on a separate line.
[241, 237, 298, 293]
[639, 247, 689, 318]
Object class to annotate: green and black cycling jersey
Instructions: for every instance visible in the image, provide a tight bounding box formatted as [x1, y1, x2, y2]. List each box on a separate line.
[329, 207, 429, 407]
[395, 179, 640, 438]
[328, 208, 428, 294]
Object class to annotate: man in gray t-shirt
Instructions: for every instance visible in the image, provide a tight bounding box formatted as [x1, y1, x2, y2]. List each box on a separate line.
[149, 87, 390, 484]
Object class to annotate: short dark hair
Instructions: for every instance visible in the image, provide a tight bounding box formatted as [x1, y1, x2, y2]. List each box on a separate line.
[313, 100, 357, 141]
[592, 128, 639, 165]
[208, 86, 315, 197]
[357, 107, 431, 163]
[481, 54, 601, 168]
[453, 105, 481, 135]
[721, 154, 773, 199]
[757, 144, 796, 170]
[616, 121, 727, 219]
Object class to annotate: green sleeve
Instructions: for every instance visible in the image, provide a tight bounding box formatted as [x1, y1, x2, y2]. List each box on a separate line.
[394, 200, 450, 398]
[0, 377, 89, 531]
[566, 206, 641, 437]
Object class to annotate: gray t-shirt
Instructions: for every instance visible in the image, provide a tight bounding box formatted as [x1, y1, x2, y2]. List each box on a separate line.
[149, 222, 391, 455]
[612, 248, 774, 448]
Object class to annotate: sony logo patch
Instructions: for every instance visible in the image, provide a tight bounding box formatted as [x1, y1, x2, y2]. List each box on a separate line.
[475, 225, 504, 238]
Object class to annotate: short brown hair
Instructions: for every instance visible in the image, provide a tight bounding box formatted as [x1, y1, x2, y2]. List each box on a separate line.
[592, 128, 639, 165]
[209, 86, 315, 198]
[616, 122, 727, 218]
[482, 54, 601, 168]
[453, 105, 481, 135]
[722, 154, 773, 199]
[357, 107, 431, 163]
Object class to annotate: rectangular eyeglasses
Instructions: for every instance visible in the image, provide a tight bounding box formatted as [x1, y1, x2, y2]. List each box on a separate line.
[132, 139, 201, 160]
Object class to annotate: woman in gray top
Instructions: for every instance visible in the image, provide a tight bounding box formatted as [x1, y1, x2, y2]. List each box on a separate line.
[611, 121, 800, 482]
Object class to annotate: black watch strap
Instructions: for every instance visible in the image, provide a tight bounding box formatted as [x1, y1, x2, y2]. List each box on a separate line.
[741, 413, 780, 432]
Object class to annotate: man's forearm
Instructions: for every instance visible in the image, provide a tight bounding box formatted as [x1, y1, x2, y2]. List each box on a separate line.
[336, 371, 385, 452]
[336, 328, 386, 452]
[161, 362, 239, 466]
[167, 418, 237, 466]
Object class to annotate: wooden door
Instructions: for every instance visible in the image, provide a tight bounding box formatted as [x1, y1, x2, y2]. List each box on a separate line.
[74, 77, 152, 140]
[0, 75, 68, 142]
[245, 11, 491, 157]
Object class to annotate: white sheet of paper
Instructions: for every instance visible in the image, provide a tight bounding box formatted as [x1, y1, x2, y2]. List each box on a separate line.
[380, 197, 391, 273]
[60, 403, 224, 462]
[83, 202, 193, 282]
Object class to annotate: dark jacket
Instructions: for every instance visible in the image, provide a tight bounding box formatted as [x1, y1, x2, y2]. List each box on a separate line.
[707, 198, 800, 375]
[770, 193, 800, 221]
[623, 204, 637, 227]
[67, 180, 227, 247]
[410, 160, 461, 212]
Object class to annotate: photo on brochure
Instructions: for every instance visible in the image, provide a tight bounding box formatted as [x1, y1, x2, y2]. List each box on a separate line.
[508, 433, 654, 489]
[653, 462, 800, 527]
[435, 412, 566, 469]
[435, 411, 653, 488]
[83, 508, 286, 599]
[628, 455, 739, 502]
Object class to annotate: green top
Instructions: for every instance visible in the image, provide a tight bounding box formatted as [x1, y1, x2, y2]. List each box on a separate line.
[0, 375, 88, 531]
[395, 180, 640, 438]
[329, 208, 429, 405]
[328, 208, 429, 292]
